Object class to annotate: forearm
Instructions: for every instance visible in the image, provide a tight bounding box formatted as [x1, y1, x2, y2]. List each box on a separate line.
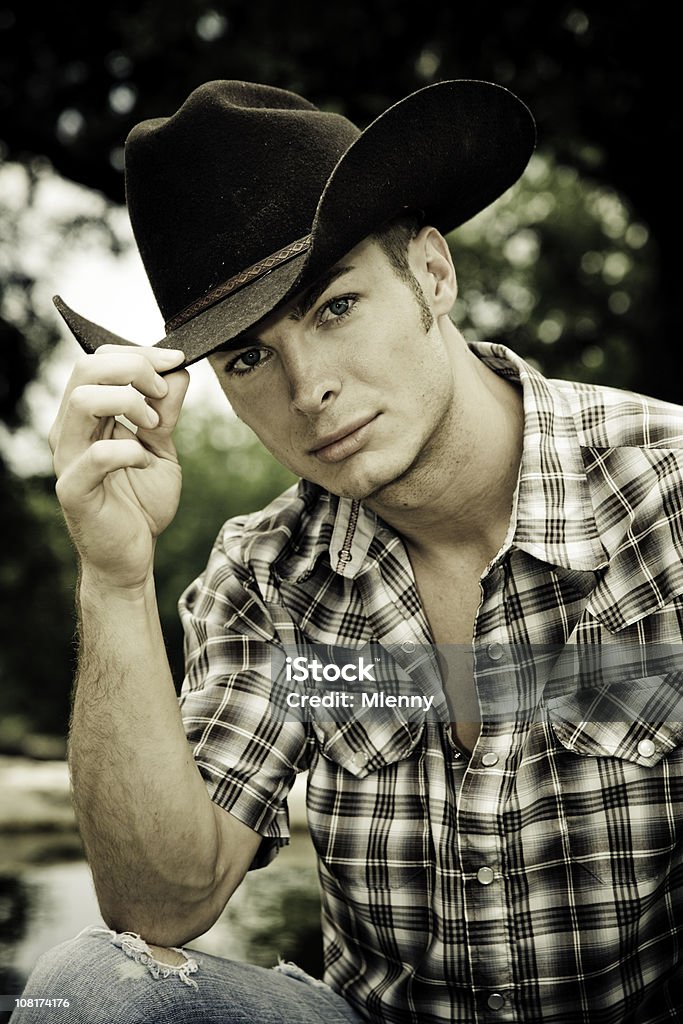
[69, 569, 232, 944]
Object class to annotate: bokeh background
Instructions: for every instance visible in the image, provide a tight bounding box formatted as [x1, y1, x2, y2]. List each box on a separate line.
[0, 0, 676, 1009]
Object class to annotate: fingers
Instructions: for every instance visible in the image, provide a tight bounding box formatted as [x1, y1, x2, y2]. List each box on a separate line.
[50, 347, 187, 475]
[139, 363, 191, 452]
[49, 347, 185, 456]
[53, 385, 155, 475]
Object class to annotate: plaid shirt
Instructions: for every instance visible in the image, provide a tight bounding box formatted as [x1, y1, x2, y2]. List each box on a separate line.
[179, 343, 683, 1023]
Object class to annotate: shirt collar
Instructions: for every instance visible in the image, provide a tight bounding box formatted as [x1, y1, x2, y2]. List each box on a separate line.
[272, 482, 377, 584]
[472, 342, 608, 573]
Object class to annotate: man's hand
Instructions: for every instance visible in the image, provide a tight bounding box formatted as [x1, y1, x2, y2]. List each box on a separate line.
[49, 344, 189, 590]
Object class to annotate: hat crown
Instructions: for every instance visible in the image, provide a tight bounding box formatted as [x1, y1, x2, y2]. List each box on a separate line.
[125, 80, 360, 321]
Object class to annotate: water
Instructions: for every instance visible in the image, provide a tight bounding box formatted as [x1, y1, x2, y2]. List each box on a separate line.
[0, 829, 321, 1020]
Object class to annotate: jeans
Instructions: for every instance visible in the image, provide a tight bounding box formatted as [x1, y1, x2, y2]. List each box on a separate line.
[9, 926, 365, 1023]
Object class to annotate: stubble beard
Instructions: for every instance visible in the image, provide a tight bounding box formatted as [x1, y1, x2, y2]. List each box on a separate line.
[339, 401, 458, 511]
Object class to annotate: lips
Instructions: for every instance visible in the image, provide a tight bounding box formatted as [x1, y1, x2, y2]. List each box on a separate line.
[310, 414, 378, 463]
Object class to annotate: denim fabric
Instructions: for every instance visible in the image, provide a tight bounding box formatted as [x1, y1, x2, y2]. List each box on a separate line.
[10, 926, 365, 1024]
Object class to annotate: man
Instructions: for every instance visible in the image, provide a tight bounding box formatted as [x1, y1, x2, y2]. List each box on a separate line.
[12, 80, 683, 1023]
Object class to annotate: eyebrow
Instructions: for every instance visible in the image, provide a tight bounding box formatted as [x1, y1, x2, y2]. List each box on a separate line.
[213, 263, 356, 355]
[287, 264, 355, 321]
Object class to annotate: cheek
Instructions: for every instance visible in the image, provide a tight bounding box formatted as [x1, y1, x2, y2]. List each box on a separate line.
[216, 378, 260, 425]
[228, 395, 296, 460]
[389, 331, 451, 389]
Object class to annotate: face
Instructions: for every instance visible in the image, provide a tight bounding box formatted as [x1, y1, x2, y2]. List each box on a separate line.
[208, 230, 460, 506]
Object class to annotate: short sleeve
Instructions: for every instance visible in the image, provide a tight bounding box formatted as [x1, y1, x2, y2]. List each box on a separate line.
[178, 528, 310, 869]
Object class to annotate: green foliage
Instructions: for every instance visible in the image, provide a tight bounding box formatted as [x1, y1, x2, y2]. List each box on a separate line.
[450, 151, 656, 390]
[0, 463, 77, 740]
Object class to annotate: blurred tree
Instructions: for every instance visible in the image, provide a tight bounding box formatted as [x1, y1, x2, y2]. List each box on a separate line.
[0, 471, 77, 742]
[451, 150, 656, 388]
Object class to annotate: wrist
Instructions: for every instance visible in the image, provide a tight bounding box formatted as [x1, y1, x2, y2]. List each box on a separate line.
[78, 563, 158, 608]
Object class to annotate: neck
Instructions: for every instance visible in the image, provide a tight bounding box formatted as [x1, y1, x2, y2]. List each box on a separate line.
[366, 337, 524, 564]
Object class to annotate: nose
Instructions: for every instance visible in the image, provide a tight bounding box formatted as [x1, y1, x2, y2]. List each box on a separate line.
[286, 345, 342, 415]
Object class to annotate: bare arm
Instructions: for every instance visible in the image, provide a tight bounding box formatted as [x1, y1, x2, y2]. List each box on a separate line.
[51, 345, 261, 946]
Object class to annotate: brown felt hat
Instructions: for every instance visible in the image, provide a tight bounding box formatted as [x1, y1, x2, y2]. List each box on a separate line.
[54, 79, 536, 368]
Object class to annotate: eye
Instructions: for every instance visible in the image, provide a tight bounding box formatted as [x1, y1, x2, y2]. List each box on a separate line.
[239, 349, 262, 367]
[328, 298, 350, 317]
[226, 347, 270, 375]
[318, 294, 357, 325]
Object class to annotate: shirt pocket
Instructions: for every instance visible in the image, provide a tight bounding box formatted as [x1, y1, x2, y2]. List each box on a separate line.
[310, 708, 426, 779]
[303, 644, 431, 894]
[545, 676, 683, 885]
[293, 641, 432, 908]
[294, 641, 429, 779]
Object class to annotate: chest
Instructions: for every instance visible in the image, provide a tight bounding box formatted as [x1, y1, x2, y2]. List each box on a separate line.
[413, 561, 483, 646]
[411, 559, 486, 752]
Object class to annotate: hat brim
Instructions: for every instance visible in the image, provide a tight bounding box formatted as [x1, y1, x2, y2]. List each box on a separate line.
[53, 252, 307, 369]
[308, 79, 535, 278]
[54, 79, 535, 367]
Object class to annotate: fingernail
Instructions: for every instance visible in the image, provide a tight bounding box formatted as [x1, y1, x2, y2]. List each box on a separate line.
[146, 407, 160, 427]
[153, 375, 169, 397]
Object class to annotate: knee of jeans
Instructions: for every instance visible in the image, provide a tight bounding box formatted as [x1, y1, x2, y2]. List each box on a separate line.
[31, 925, 200, 992]
[105, 929, 199, 989]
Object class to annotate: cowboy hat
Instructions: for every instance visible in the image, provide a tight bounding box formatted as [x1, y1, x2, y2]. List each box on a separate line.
[54, 78, 536, 368]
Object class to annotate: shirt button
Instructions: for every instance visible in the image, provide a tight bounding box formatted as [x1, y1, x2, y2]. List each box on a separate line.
[487, 642, 504, 661]
[638, 738, 656, 759]
[481, 751, 499, 767]
[487, 992, 505, 1010]
[350, 751, 369, 769]
[476, 866, 495, 885]
[337, 549, 353, 563]
[401, 641, 416, 653]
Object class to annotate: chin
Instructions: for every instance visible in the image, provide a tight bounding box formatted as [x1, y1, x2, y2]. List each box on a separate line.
[321, 471, 381, 501]
[323, 450, 421, 503]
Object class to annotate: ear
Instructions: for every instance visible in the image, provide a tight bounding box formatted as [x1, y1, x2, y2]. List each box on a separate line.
[411, 226, 458, 315]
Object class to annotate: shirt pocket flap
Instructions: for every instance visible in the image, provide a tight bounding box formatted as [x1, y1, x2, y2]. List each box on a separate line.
[312, 712, 426, 778]
[545, 674, 683, 765]
[301, 643, 429, 778]
[275, 639, 433, 778]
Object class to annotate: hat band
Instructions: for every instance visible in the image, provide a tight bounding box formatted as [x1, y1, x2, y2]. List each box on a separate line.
[165, 234, 312, 332]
